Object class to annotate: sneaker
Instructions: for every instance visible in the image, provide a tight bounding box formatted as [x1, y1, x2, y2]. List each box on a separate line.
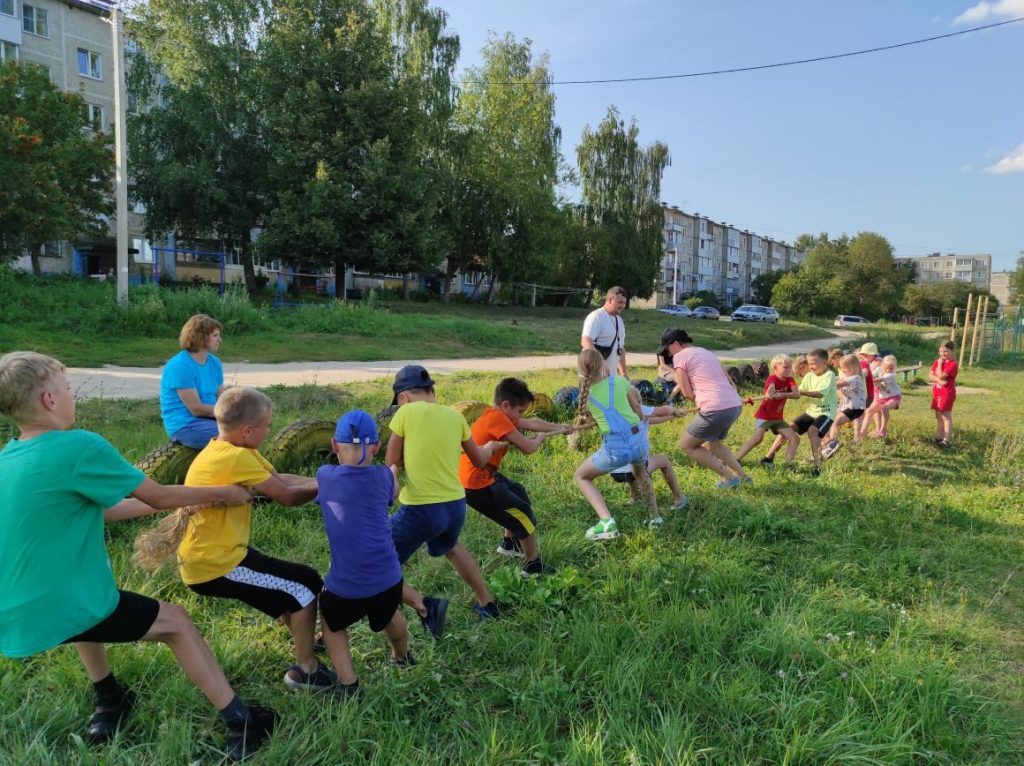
[521, 558, 555, 577]
[332, 681, 360, 700]
[389, 652, 417, 668]
[83, 688, 136, 744]
[821, 440, 840, 460]
[937, 439, 950, 449]
[671, 496, 689, 511]
[225, 704, 277, 762]
[585, 518, 620, 541]
[810, 467, 820, 478]
[740, 475, 753, 485]
[419, 596, 448, 638]
[644, 516, 665, 529]
[759, 456, 775, 466]
[472, 601, 501, 620]
[283, 663, 337, 692]
[715, 477, 741, 490]
[495, 537, 524, 558]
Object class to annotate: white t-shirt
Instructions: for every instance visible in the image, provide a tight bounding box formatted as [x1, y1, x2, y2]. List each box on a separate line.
[582, 308, 625, 376]
[838, 373, 867, 411]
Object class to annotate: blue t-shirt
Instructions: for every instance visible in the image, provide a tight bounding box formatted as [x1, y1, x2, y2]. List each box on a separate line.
[316, 464, 402, 599]
[160, 350, 224, 437]
[0, 430, 145, 657]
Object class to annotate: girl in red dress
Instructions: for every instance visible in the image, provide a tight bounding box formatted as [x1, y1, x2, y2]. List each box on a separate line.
[929, 340, 958, 448]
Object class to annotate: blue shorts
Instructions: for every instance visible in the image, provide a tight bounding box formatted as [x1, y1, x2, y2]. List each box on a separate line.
[591, 438, 649, 473]
[170, 418, 219, 449]
[390, 499, 466, 563]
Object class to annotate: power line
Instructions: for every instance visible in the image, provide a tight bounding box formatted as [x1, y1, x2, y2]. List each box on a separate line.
[456, 16, 1024, 87]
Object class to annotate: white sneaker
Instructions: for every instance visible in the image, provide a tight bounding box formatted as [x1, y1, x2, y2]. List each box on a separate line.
[821, 440, 840, 460]
[671, 496, 689, 510]
[644, 517, 665, 529]
[585, 518, 620, 541]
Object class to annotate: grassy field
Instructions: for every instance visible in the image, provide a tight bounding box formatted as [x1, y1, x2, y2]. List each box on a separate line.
[2, 347, 1023, 764]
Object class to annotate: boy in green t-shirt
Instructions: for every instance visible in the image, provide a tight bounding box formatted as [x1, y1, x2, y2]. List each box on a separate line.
[789, 348, 837, 476]
[0, 352, 275, 761]
[385, 365, 502, 625]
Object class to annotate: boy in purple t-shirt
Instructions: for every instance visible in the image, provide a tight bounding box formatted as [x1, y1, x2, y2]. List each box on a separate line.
[315, 410, 412, 697]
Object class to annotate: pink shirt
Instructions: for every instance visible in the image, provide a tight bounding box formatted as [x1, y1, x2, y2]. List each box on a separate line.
[673, 346, 742, 413]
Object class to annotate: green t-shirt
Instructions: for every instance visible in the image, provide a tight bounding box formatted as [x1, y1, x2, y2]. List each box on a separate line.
[0, 429, 145, 657]
[390, 401, 470, 506]
[586, 377, 641, 434]
[799, 369, 838, 418]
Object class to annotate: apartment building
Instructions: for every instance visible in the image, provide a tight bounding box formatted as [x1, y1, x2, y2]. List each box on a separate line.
[990, 271, 1014, 308]
[660, 204, 804, 306]
[898, 253, 992, 292]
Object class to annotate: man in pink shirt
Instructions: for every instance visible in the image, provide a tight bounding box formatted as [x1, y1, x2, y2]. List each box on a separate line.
[659, 329, 751, 488]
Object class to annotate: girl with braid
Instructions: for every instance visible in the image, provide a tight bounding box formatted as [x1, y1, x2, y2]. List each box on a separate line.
[572, 349, 684, 540]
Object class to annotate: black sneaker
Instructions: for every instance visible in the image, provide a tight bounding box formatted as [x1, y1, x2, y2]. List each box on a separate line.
[759, 456, 774, 466]
[283, 663, 337, 691]
[496, 537, 524, 558]
[225, 705, 277, 762]
[84, 688, 136, 744]
[521, 558, 555, 577]
[810, 467, 820, 478]
[389, 651, 417, 668]
[332, 680, 360, 700]
[472, 601, 501, 620]
[419, 596, 448, 638]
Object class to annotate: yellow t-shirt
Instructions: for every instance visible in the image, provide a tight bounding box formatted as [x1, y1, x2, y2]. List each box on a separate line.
[390, 401, 470, 506]
[177, 440, 273, 585]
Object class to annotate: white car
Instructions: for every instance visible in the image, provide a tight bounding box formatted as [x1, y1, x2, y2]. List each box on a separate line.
[657, 304, 692, 317]
[834, 314, 871, 327]
[731, 305, 779, 323]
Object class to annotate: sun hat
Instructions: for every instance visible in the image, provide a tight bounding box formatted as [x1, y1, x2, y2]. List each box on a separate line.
[391, 364, 436, 405]
[858, 342, 879, 356]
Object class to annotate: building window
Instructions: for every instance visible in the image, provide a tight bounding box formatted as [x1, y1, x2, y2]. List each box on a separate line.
[23, 4, 48, 37]
[78, 48, 102, 80]
[82, 103, 104, 131]
[0, 0, 15, 17]
[0, 40, 17, 62]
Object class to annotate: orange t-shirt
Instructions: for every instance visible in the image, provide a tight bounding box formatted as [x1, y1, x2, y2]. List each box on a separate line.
[458, 406, 515, 490]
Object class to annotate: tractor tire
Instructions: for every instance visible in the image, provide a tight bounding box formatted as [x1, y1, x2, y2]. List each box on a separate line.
[135, 442, 200, 485]
[376, 405, 399, 453]
[525, 392, 558, 420]
[740, 364, 757, 385]
[553, 386, 581, 417]
[726, 366, 743, 387]
[263, 419, 336, 474]
[754, 360, 770, 379]
[451, 401, 489, 425]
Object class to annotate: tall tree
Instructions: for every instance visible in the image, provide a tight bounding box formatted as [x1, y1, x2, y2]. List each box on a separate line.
[1009, 253, 1024, 304]
[126, 0, 271, 292]
[0, 62, 113, 274]
[576, 106, 670, 301]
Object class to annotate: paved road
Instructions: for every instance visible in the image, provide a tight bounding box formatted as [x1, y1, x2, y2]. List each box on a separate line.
[68, 330, 862, 401]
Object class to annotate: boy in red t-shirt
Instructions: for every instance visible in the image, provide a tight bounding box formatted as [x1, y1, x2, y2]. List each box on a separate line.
[458, 378, 572, 576]
[736, 354, 801, 465]
[854, 342, 879, 440]
[930, 340, 958, 448]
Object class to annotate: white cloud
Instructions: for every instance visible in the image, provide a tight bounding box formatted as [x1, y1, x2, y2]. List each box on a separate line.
[953, 0, 1024, 25]
[985, 144, 1024, 174]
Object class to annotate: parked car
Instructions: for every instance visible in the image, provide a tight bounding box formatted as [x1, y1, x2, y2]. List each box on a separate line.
[657, 304, 692, 317]
[690, 306, 720, 320]
[731, 304, 779, 323]
[834, 314, 871, 327]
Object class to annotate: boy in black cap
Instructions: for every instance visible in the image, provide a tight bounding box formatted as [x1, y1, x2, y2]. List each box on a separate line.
[385, 366, 504, 621]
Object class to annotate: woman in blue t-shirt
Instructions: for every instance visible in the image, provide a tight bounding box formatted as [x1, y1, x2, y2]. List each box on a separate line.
[159, 314, 225, 448]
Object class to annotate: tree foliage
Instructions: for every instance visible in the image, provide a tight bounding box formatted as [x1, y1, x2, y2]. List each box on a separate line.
[902, 280, 997, 317]
[0, 61, 113, 274]
[751, 269, 792, 307]
[1009, 253, 1024, 305]
[576, 106, 669, 301]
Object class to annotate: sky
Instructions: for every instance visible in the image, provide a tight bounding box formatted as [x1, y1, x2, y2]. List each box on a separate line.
[435, 0, 1024, 271]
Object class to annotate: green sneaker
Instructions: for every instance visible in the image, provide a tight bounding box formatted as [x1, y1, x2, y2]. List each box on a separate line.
[585, 518, 620, 541]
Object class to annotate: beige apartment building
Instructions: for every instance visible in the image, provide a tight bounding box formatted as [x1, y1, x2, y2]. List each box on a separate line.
[660, 204, 804, 306]
[898, 253, 992, 292]
[990, 271, 1014, 308]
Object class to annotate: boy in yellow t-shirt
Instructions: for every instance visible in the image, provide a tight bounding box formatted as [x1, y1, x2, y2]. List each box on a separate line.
[178, 388, 337, 693]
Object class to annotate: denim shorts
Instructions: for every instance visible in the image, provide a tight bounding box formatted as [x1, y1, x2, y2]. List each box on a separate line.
[591, 437, 649, 473]
[390, 499, 467, 563]
[170, 418, 219, 449]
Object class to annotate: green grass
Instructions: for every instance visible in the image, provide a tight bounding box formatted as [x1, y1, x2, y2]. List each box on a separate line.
[3, 361, 1024, 764]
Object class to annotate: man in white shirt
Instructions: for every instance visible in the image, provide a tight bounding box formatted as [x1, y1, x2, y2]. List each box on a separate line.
[581, 286, 628, 378]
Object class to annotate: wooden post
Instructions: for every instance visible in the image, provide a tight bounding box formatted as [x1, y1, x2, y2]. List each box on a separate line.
[950, 307, 959, 341]
[969, 295, 984, 366]
[972, 295, 990, 365]
[958, 294, 973, 370]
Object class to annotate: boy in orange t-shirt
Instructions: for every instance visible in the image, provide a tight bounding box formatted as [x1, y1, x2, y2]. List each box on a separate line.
[459, 378, 572, 576]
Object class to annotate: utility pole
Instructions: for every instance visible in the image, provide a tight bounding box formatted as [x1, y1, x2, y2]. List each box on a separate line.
[109, 2, 129, 304]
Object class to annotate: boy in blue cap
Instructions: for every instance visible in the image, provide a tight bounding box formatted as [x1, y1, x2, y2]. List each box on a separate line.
[315, 410, 413, 696]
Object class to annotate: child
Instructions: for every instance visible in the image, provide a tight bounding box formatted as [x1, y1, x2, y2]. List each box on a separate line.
[736, 353, 800, 466]
[865, 355, 902, 438]
[930, 340, 958, 447]
[0, 352, 274, 761]
[137, 387, 333, 693]
[315, 410, 412, 695]
[793, 354, 809, 380]
[853, 343, 879, 440]
[608, 425, 688, 510]
[788, 348, 837, 476]
[827, 348, 843, 373]
[459, 377, 572, 577]
[385, 365, 503, 620]
[822, 354, 867, 459]
[573, 349, 684, 539]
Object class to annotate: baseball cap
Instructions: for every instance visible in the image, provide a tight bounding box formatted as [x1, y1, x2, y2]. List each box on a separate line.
[334, 409, 379, 445]
[657, 328, 693, 360]
[391, 364, 436, 405]
[858, 342, 879, 356]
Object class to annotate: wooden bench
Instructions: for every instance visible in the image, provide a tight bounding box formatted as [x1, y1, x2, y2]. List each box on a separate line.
[895, 362, 922, 384]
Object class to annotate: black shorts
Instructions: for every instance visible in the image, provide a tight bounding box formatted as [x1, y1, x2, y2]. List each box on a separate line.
[188, 548, 323, 619]
[610, 459, 649, 484]
[792, 414, 834, 436]
[320, 579, 403, 633]
[464, 474, 537, 539]
[840, 408, 865, 421]
[63, 590, 160, 644]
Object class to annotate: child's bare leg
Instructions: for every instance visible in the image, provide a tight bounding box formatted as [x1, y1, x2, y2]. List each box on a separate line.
[519, 533, 539, 562]
[649, 454, 683, 503]
[782, 428, 799, 461]
[735, 429, 766, 461]
[280, 602, 318, 672]
[575, 459, 613, 519]
[74, 642, 111, 682]
[680, 434, 731, 479]
[632, 462, 658, 518]
[941, 412, 953, 441]
[627, 482, 640, 502]
[764, 433, 786, 460]
[444, 542, 494, 607]
[383, 610, 409, 662]
[402, 583, 427, 618]
[321, 625, 357, 686]
[808, 429, 823, 469]
[934, 410, 944, 440]
[709, 441, 749, 481]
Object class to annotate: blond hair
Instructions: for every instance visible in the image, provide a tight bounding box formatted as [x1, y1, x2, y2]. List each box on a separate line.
[770, 353, 790, 373]
[179, 314, 223, 353]
[0, 352, 65, 421]
[882, 354, 897, 371]
[214, 387, 272, 430]
[839, 354, 860, 375]
[567, 349, 604, 449]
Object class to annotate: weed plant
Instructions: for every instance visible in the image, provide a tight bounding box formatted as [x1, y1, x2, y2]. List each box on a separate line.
[2, 363, 1023, 764]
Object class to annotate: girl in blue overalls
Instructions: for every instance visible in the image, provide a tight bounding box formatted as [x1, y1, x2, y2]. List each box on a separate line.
[573, 349, 683, 540]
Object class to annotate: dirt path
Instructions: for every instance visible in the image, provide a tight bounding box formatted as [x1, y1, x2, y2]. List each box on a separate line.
[68, 330, 863, 401]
